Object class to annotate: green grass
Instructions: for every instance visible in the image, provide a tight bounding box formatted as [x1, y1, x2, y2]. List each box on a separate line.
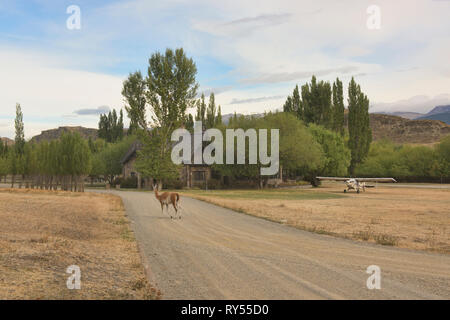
[181, 189, 344, 200]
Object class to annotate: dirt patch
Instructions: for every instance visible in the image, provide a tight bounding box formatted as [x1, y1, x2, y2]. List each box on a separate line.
[0, 188, 161, 299]
[181, 184, 450, 253]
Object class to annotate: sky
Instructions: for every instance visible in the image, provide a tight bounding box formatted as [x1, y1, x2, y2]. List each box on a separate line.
[0, 0, 449, 139]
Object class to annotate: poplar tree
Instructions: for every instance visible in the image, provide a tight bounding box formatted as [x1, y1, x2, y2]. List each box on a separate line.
[122, 71, 147, 135]
[206, 93, 217, 129]
[292, 85, 302, 120]
[283, 96, 294, 113]
[216, 105, 222, 126]
[14, 103, 25, 155]
[195, 93, 207, 123]
[348, 77, 372, 174]
[332, 78, 345, 135]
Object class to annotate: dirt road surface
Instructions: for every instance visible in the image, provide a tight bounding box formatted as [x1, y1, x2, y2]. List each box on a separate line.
[93, 190, 450, 299]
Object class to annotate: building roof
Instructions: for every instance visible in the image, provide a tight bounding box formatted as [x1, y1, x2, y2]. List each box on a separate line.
[121, 141, 142, 164]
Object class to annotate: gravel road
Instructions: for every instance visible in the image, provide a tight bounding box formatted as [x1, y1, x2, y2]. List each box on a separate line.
[88, 190, 450, 299]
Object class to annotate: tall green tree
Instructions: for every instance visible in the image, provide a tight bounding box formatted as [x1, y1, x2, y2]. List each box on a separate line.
[12, 103, 25, 187]
[292, 85, 302, 120]
[123, 48, 198, 187]
[195, 93, 207, 123]
[216, 105, 222, 126]
[204, 93, 222, 128]
[332, 78, 345, 135]
[283, 96, 294, 113]
[14, 103, 25, 155]
[206, 93, 217, 129]
[283, 85, 302, 118]
[122, 71, 147, 135]
[348, 77, 372, 174]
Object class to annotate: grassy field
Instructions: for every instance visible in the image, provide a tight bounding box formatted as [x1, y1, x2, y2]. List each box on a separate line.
[0, 188, 160, 299]
[183, 188, 344, 200]
[180, 183, 450, 253]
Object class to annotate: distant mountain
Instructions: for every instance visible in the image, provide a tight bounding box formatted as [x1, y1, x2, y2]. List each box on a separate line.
[374, 111, 424, 120]
[0, 137, 14, 146]
[415, 112, 450, 124]
[425, 105, 450, 116]
[411, 105, 450, 124]
[31, 126, 98, 143]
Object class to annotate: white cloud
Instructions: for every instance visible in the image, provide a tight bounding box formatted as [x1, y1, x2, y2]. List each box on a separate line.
[0, 47, 124, 139]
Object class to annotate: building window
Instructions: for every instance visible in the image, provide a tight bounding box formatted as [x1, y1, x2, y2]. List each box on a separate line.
[131, 172, 136, 177]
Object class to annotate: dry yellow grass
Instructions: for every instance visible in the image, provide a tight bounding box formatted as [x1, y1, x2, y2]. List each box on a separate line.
[182, 184, 450, 253]
[0, 188, 160, 300]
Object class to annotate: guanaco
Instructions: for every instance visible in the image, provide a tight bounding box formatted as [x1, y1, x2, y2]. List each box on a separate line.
[153, 184, 181, 219]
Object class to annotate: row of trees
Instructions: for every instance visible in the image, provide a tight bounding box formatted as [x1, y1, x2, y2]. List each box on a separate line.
[195, 93, 222, 129]
[2, 101, 139, 191]
[283, 76, 345, 133]
[355, 137, 450, 183]
[98, 109, 125, 143]
[209, 112, 350, 186]
[1, 103, 93, 191]
[283, 76, 371, 173]
[1, 133, 92, 191]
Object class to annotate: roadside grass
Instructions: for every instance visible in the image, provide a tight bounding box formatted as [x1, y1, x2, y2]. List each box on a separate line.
[180, 185, 450, 253]
[181, 188, 344, 200]
[0, 188, 161, 300]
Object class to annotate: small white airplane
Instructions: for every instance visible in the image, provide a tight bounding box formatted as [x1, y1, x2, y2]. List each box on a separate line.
[316, 177, 397, 193]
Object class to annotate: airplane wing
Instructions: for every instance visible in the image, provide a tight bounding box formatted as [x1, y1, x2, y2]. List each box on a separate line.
[354, 178, 397, 183]
[316, 177, 397, 183]
[316, 177, 351, 181]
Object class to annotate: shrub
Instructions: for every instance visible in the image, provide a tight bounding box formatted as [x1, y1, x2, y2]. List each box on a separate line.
[164, 179, 184, 190]
[120, 176, 138, 189]
[206, 178, 222, 190]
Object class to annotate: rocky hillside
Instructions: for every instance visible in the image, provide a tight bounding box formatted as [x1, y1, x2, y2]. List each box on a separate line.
[30, 126, 98, 143]
[369, 114, 450, 144]
[0, 137, 14, 146]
